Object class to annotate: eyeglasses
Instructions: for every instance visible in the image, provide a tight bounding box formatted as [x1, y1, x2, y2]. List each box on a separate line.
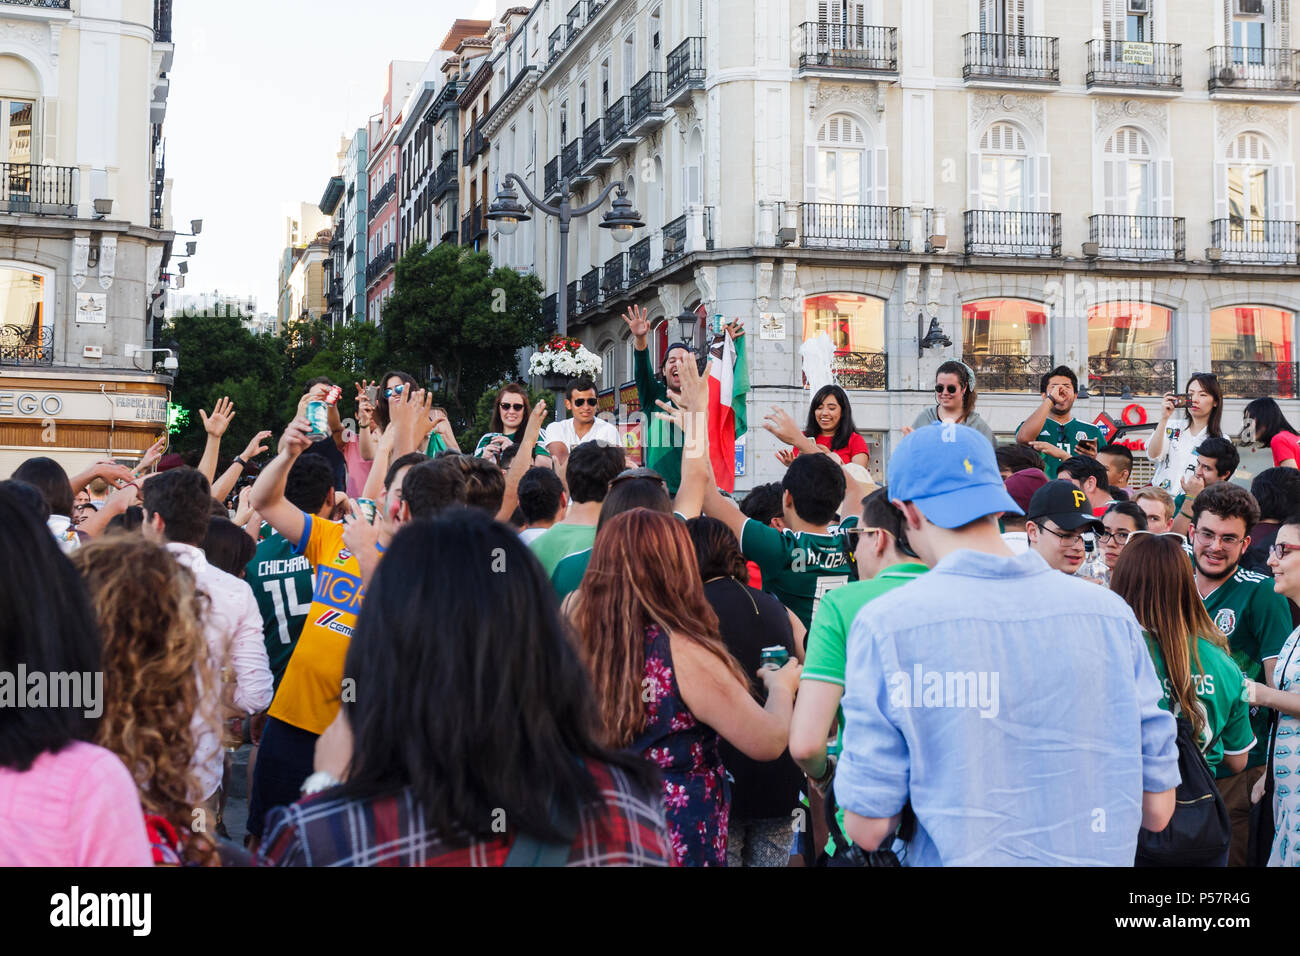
[1037, 525, 1086, 546]
[571, 397, 598, 407]
[385, 385, 405, 399]
[1097, 530, 1134, 545]
[499, 402, 526, 412]
[1193, 528, 1244, 548]
[935, 384, 960, 395]
[1271, 543, 1300, 561]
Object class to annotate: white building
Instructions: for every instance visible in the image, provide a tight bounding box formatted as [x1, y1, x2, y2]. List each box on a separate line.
[483, 0, 1300, 490]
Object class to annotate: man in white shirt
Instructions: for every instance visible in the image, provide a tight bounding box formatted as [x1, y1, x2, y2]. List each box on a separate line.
[543, 378, 621, 470]
[141, 467, 273, 814]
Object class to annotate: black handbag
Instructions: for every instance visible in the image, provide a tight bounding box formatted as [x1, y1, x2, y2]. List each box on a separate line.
[814, 786, 913, 868]
[1135, 715, 1230, 867]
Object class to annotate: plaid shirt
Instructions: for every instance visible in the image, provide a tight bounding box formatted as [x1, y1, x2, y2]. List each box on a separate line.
[257, 761, 673, 867]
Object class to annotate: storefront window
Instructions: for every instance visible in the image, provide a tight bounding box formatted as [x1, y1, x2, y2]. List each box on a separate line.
[1210, 305, 1297, 399]
[0, 268, 47, 365]
[802, 292, 886, 389]
[961, 298, 1051, 392]
[1087, 302, 1175, 396]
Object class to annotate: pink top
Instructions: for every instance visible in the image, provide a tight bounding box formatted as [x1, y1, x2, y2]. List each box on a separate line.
[1270, 431, 1300, 467]
[0, 741, 152, 866]
[343, 435, 374, 499]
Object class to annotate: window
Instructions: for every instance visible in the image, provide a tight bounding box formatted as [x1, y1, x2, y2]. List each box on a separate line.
[816, 114, 867, 206]
[977, 122, 1027, 211]
[560, 102, 568, 145]
[601, 59, 611, 109]
[1102, 126, 1154, 215]
[579, 82, 588, 129]
[978, 0, 1027, 35]
[602, 344, 616, 390]
[623, 33, 636, 88]
[0, 269, 44, 342]
[802, 293, 887, 389]
[1210, 305, 1296, 397]
[962, 298, 1051, 391]
[2, 98, 33, 167]
[1088, 302, 1174, 394]
[1226, 132, 1273, 227]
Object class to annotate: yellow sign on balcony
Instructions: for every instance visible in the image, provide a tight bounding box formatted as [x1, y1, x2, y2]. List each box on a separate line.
[1121, 42, 1154, 66]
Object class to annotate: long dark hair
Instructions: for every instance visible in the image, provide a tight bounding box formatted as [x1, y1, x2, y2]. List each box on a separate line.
[338, 511, 657, 843]
[804, 384, 857, 452]
[686, 515, 750, 582]
[488, 382, 532, 436]
[202, 517, 256, 578]
[936, 360, 977, 422]
[1186, 372, 1224, 438]
[374, 370, 418, 432]
[0, 485, 102, 771]
[1244, 397, 1300, 445]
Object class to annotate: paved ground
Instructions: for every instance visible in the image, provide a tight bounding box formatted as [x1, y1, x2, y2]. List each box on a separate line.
[222, 744, 252, 845]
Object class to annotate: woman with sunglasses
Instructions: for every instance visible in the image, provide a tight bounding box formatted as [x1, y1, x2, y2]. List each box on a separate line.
[369, 371, 461, 458]
[474, 383, 551, 463]
[908, 361, 995, 445]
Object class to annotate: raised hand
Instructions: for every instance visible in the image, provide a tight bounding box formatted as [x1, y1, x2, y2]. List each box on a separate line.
[199, 396, 235, 438]
[622, 304, 650, 344]
[278, 416, 314, 459]
[723, 319, 745, 341]
[775, 449, 795, 468]
[137, 434, 168, 473]
[762, 406, 804, 447]
[241, 429, 273, 462]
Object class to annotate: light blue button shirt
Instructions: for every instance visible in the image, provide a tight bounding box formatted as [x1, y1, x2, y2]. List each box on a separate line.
[835, 548, 1180, 866]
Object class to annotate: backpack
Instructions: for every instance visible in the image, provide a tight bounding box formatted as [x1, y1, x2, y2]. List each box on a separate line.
[1134, 715, 1230, 867]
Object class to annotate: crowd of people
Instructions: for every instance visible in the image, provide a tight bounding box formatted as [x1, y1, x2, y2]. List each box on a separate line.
[5, 306, 1300, 868]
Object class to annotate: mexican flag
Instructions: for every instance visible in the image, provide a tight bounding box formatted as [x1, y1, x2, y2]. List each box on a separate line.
[707, 328, 748, 493]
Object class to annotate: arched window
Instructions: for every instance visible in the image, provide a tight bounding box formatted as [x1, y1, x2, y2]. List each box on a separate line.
[816, 114, 867, 206]
[685, 127, 703, 205]
[976, 122, 1028, 211]
[0, 267, 48, 365]
[1102, 126, 1154, 216]
[1211, 305, 1297, 398]
[601, 342, 616, 390]
[961, 298, 1051, 392]
[802, 292, 886, 390]
[1217, 131, 1296, 259]
[1087, 302, 1175, 396]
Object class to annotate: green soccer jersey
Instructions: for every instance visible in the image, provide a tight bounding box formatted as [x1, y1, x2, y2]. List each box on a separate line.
[739, 516, 859, 631]
[246, 525, 315, 692]
[632, 346, 682, 494]
[1201, 565, 1293, 776]
[1016, 417, 1103, 479]
[1143, 633, 1255, 771]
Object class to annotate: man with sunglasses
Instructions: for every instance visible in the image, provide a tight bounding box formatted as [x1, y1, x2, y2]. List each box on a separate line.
[543, 377, 621, 470]
[1025, 480, 1104, 575]
[1189, 482, 1293, 864]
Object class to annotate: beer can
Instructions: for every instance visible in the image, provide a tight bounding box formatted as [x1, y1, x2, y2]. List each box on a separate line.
[306, 400, 331, 441]
[356, 497, 378, 524]
[759, 645, 789, 668]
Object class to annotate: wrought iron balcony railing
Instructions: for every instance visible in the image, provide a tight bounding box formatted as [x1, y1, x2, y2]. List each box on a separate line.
[797, 203, 910, 251]
[1211, 360, 1299, 399]
[581, 119, 603, 170]
[1211, 218, 1300, 263]
[365, 243, 396, 285]
[965, 210, 1062, 257]
[5, 1, 72, 8]
[561, 138, 582, 180]
[326, 278, 344, 309]
[1088, 214, 1185, 260]
[963, 32, 1060, 84]
[542, 293, 558, 336]
[0, 162, 77, 216]
[153, 0, 172, 43]
[1086, 39, 1181, 90]
[704, 205, 716, 249]
[461, 121, 488, 166]
[833, 350, 888, 390]
[627, 236, 652, 285]
[580, 268, 601, 312]
[965, 353, 1055, 393]
[603, 96, 631, 154]
[662, 214, 688, 264]
[432, 153, 458, 200]
[544, 156, 560, 197]
[549, 25, 568, 64]
[798, 22, 898, 74]
[629, 71, 666, 131]
[1209, 46, 1300, 94]
[1087, 357, 1178, 397]
[602, 252, 626, 294]
[566, 280, 578, 322]
[567, 2, 585, 39]
[0, 324, 53, 367]
[667, 37, 707, 101]
[368, 174, 396, 220]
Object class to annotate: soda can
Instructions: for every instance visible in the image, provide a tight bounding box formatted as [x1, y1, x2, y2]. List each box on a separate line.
[356, 498, 378, 524]
[305, 401, 331, 442]
[759, 645, 790, 669]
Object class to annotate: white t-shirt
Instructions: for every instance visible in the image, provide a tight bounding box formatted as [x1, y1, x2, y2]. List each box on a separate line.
[543, 416, 621, 450]
[1001, 531, 1029, 555]
[1148, 415, 1210, 494]
[519, 527, 548, 545]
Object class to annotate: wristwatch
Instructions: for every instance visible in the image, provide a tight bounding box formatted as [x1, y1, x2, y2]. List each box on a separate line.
[233, 456, 247, 469]
[300, 771, 342, 795]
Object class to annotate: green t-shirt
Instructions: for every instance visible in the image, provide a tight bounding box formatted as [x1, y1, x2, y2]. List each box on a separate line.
[1202, 564, 1293, 776]
[473, 431, 550, 460]
[1143, 633, 1255, 771]
[552, 548, 591, 599]
[245, 524, 315, 692]
[1016, 417, 1104, 479]
[739, 516, 859, 631]
[632, 346, 682, 494]
[529, 523, 597, 578]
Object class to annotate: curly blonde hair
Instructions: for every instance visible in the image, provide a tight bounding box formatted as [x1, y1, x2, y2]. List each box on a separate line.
[72, 537, 219, 865]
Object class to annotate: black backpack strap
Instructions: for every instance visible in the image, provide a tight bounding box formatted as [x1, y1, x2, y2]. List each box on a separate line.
[503, 799, 579, 868]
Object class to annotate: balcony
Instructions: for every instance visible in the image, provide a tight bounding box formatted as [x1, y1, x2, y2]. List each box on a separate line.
[797, 22, 898, 77]
[566, 280, 579, 323]
[0, 162, 77, 216]
[544, 157, 561, 201]
[153, 0, 172, 44]
[666, 37, 707, 104]
[627, 236, 652, 285]
[834, 351, 888, 390]
[795, 203, 911, 251]
[462, 121, 488, 166]
[1211, 358, 1299, 399]
[602, 252, 626, 295]
[663, 214, 688, 265]
[368, 174, 396, 220]
[562, 138, 590, 189]
[964, 353, 1055, 393]
[1087, 357, 1178, 397]
[365, 243, 396, 285]
[567, 2, 584, 40]
[329, 225, 344, 252]
[429, 80, 460, 122]
[549, 25, 569, 65]
[0, 324, 53, 366]
[431, 153, 458, 201]
[705, 205, 716, 249]
[1086, 40, 1181, 92]
[1087, 215, 1185, 261]
[327, 277, 344, 309]
[628, 72, 667, 135]
[963, 33, 1060, 87]
[964, 210, 1061, 257]
[4, 1, 72, 8]
[579, 268, 601, 312]
[582, 119, 610, 172]
[1209, 46, 1300, 97]
[1211, 218, 1300, 264]
[603, 96, 636, 156]
[542, 293, 558, 336]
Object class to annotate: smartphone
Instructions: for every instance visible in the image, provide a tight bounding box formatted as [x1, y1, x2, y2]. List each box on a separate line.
[1076, 437, 1097, 455]
[1172, 394, 1191, 409]
[365, 385, 380, 404]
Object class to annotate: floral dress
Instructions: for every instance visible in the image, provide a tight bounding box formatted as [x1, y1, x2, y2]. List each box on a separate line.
[1270, 627, 1300, 866]
[631, 624, 730, 866]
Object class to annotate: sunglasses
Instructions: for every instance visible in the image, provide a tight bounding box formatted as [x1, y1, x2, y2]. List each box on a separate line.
[570, 397, 598, 407]
[385, 385, 405, 399]
[499, 402, 526, 412]
[935, 384, 961, 395]
[609, 468, 668, 493]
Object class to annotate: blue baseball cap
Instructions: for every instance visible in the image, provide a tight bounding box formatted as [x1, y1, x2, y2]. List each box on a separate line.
[888, 421, 1024, 528]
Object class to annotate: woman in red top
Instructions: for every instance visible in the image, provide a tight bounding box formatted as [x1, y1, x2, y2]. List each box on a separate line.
[787, 385, 869, 466]
[1245, 397, 1300, 469]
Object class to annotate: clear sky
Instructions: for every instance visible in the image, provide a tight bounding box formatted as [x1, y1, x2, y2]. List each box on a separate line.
[165, 0, 496, 316]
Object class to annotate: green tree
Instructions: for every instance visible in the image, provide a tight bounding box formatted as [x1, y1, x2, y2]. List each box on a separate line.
[375, 240, 546, 433]
[277, 318, 382, 424]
